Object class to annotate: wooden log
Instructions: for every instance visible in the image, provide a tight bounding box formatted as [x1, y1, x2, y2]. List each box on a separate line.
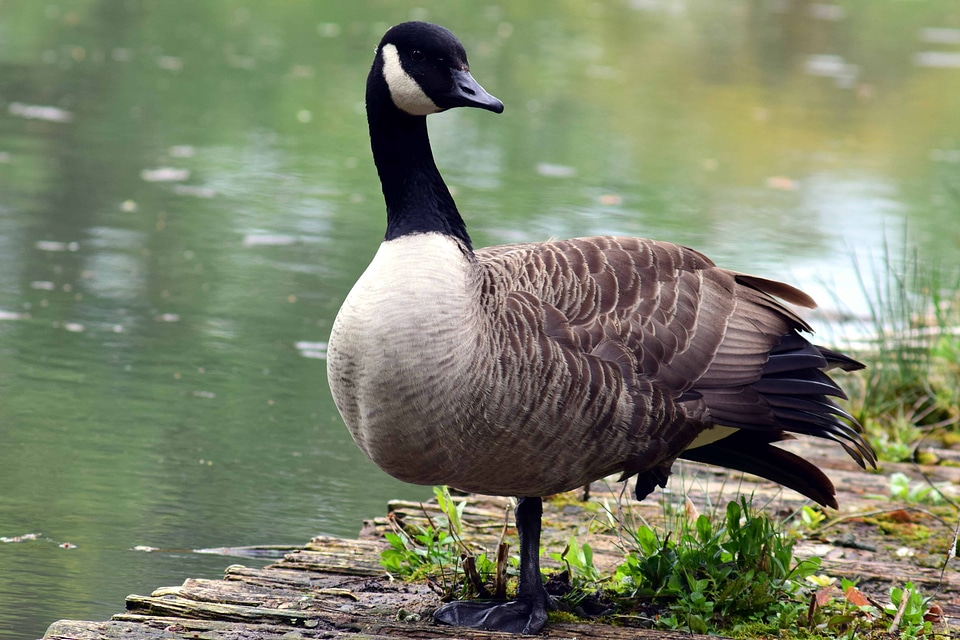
[47, 615, 723, 640]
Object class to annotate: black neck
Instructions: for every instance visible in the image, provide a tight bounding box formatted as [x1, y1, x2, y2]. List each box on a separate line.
[366, 67, 472, 249]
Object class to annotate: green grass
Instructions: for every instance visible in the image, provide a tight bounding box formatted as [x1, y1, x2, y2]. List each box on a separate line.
[613, 497, 819, 634]
[381, 491, 950, 638]
[839, 239, 960, 462]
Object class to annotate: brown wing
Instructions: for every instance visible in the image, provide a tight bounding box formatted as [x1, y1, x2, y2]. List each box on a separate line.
[479, 236, 781, 398]
[477, 236, 874, 505]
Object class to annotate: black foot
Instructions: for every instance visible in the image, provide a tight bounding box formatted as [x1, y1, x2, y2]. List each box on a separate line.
[434, 598, 548, 635]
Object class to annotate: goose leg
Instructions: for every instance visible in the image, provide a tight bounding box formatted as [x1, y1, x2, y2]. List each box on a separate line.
[433, 496, 549, 634]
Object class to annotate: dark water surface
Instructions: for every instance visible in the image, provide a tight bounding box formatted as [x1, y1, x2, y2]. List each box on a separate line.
[1, 2, 958, 637]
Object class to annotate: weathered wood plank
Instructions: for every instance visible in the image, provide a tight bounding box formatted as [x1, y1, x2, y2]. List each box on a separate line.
[105, 614, 724, 640]
[277, 536, 387, 576]
[44, 617, 404, 640]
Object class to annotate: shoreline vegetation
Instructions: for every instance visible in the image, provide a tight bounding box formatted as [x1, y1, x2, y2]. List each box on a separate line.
[839, 241, 960, 466]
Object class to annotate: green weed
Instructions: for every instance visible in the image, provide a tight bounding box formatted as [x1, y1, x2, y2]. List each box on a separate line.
[613, 497, 819, 634]
[887, 471, 951, 506]
[548, 536, 605, 608]
[381, 490, 950, 637]
[798, 505, 827, 533]
[841, 239, 960, 461]
[380, 486, 500, 598]
[884, 582, 936, 639]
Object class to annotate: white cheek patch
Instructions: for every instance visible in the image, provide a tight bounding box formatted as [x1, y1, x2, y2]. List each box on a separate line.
[381, 43, 442, 116]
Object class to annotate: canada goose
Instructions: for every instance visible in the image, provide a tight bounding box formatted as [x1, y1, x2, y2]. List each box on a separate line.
[326, 21, 876, 634]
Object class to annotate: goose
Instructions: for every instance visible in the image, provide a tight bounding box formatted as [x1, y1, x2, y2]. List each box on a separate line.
[326, 21, 876, 634]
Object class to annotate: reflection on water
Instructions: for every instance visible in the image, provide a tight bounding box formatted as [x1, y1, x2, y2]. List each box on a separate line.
[1, 2, 958, 638]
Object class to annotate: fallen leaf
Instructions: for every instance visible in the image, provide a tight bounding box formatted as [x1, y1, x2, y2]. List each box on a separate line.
[924, 603, 943, 624]
[816, 585, 840, 606]
[844, 586, 870, 607]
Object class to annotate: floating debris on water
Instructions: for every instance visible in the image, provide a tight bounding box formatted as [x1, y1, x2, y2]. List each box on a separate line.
[31, 281, 56, 290]
[295, 340, 327, 360]
[63, 322, 85, 333]
[914, 51, 960, 68]
[2, 533, 41, 543]
[173, 184, 217, 198]
[120, 199, 138, 212]
[808, 3, 845, 21]
[157, 55, 183, 71]
[242, 234, 298, 247]
[766, 176, 798, 191]
[920, 27, 960, 45]
[226, 54, 256, 70]
[8, 102, 74, 123]
[36, 240, 79, 252]
[168, 145, 195, 158]
[194, 545, 297, 559]
[289, 64, 314, 79]
[930, 149, 960, 163]
[804, 54, 859, 88]
[192, 390, 216, 399]
[140, 167, 190, 182]
[0, 310, 30, 321]
[536, 162, 576, 178]
[155, 313, 181, 323]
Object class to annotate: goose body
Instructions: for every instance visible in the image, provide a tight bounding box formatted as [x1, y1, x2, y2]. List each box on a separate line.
[326, 21, 875, 634]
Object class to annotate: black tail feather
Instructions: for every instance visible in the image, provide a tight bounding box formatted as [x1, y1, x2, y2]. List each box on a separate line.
[818, 346, 866, 372]
[688, 330, 875, 495]
[752, 331, 874, 468]
[680, 430, 839, 508]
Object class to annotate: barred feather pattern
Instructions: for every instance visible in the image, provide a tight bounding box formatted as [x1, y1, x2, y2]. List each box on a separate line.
[327, 232, 874, 505]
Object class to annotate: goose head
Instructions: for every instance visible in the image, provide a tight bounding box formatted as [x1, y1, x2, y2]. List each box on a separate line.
[369, 21, 504, 117]
[365, 22, 503, 247]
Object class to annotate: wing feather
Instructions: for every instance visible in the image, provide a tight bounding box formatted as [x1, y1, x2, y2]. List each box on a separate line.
[474, 235, 874, 500]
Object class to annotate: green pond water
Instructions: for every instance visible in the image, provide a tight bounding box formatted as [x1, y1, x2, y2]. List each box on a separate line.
[1, 1, 958, 638]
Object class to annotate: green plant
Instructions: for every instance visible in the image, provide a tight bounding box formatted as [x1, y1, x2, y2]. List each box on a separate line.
[888, 471, 950, 505]
[840, 239, 960, 461]
[799, 505, 827, 532]
[801, 576, 948, 638]
[381, 523, 456, 577]
[550, 536, 603, 585]
[884, 582, 934, 639]
[548, 535, 605, 608]
[380, 489, 950, 638]
[380, 486, 497, 597]
[614, 498, 819, 633]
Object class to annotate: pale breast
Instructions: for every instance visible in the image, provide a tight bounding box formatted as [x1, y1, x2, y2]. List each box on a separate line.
[326, 233, 482, 483]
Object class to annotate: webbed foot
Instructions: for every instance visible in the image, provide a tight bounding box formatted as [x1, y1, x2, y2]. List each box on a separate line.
[434, 597, 548, 634]
[434, 497, 550, 634]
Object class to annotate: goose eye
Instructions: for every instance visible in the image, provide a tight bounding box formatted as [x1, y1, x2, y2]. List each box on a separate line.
[410, 50, 425, 62]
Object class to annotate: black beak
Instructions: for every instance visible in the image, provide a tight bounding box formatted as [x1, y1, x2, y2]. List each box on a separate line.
[444, 69, 504, 114]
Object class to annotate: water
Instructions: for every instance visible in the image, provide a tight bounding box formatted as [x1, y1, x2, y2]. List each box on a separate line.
[1, 2, 958, 638]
